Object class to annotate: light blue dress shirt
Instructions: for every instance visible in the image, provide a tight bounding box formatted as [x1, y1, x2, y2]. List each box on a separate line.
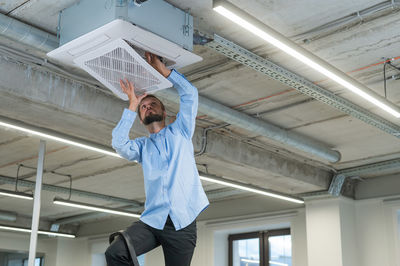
[112, 70, 209, 231]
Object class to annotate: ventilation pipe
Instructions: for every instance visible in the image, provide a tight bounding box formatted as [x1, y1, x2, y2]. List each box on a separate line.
[0, 13, 58, 52]
[158, 89, 340, 162]
[0, 211, 17, 222]
[0, 175, 143, 207]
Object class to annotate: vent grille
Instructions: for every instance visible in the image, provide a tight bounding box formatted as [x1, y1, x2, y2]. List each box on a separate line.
[74, 38, 172, 100]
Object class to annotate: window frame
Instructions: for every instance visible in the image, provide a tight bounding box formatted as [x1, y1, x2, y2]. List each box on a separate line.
[22, 257, 44, 266]
[263, 228, 291, 266]
[228, 228, 291, 266]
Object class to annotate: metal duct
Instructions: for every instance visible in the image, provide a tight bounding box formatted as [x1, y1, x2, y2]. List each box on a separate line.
[328, 174, 346, 197]
[0, 13, 58, 53]
[0, 211, 17, 221]
[0, 14, 340, 162]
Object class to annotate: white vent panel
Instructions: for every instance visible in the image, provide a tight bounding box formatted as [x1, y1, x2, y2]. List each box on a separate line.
[74, 38, 172, 100]
[47, 19, 202, 70]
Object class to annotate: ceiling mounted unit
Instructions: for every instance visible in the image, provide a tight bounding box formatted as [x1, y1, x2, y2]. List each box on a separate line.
[47, 0, 202, 100]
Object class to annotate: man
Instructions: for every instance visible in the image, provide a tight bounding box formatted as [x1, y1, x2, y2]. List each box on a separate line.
[105, 52, 209, 266]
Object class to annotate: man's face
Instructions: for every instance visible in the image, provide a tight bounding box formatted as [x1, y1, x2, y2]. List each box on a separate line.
[139, 97, 166, 125]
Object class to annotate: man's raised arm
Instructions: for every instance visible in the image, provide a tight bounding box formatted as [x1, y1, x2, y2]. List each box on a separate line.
[143, 52, 198, 139]
[167, 70, 198, 139]
[111, 79, 147, 162]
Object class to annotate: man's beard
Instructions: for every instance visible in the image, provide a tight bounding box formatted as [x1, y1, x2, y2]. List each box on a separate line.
[143, 114, 164, 125]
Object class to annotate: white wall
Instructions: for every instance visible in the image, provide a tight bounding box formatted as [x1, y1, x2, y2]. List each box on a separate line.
[55, 238, 90, 266]
[0, 232, 90, 266]
[89, 239, 108, 266]
[0, 231, 57, 265]
[398, 210, 400, 254]
[355, 198, 400, 266]
[305, 199, 343, 266]
[340, 198, 358, 266]
[305, 196, 400, 266]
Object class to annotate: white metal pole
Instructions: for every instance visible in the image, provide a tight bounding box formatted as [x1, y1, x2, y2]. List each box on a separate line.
[28, 140, 46, 266]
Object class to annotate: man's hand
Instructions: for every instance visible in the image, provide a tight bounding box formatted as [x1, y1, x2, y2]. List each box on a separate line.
[145, 52, 172, 78]
[120, 79, 147, 111]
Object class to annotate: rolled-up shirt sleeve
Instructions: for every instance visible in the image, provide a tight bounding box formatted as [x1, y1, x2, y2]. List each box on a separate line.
[112, 108, 142, 162]
[167, 70, 198, 139]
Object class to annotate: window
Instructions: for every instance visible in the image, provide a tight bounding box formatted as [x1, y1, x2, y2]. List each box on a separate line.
[397, 210, 400, 242]
[229, 229, 291, 266]
[22, 258, 43, 266]
[0, 250, 44, 266]
[137, 254, 145, 266]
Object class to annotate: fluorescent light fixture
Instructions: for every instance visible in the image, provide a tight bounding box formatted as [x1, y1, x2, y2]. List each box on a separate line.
[213, 0, 400, 118]
[53, 198, 141, 218]
[199, 175, 304, 204]
[0, 188, 33, 200]
[0, 120, 121, 158]
[0, 225, 75, 238]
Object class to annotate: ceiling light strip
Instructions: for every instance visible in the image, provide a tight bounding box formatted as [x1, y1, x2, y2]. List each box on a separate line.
[0, 119, 121, 158]
[199, 175, 304, 204]
[213, 0, 400, 118]
[0, 225, 75, 238]
[206, 34, 400, 137]
[53, 198, 141, 218]
[0, 189, 33, 200]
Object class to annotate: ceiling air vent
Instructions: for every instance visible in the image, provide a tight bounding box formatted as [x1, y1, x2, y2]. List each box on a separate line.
[74, 38, 172, 100]
[47, 18, 202, 100]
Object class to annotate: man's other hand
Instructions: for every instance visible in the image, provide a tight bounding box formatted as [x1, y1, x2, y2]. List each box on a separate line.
[145, 52, 172, 78]
[120, 79, 148, 112]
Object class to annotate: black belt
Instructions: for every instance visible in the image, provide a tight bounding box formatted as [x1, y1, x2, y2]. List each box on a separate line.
[109, 230, 140, 266]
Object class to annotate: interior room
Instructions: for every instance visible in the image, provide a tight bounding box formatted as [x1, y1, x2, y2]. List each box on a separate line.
[0, 0, 400, 265]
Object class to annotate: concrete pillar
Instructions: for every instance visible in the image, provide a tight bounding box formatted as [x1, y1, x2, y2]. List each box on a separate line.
[305, 197, 359, 266]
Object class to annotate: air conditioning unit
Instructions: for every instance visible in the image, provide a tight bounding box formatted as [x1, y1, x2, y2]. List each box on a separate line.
[47, 0, 202, 101]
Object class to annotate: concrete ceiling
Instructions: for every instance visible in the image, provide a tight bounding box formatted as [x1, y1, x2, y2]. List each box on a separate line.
[0, 0, 400, 236]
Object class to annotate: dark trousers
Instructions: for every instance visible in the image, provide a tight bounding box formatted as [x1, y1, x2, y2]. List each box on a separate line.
[105, 216, 197, 266]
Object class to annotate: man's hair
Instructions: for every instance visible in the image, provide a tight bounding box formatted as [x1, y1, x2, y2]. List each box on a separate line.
[137, 95, 165, 120]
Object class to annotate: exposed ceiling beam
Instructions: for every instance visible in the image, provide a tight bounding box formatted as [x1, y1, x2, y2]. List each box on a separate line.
[198, 131, 332, 190]
[297, 158, 400, 199]
[337, 158, 400, 177]
[355, 173, 400, 200]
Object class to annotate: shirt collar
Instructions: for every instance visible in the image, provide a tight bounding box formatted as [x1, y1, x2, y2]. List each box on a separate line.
[149, 126, 167, 138]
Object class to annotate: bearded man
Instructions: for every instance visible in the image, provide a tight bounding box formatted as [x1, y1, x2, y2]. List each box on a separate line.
[105, 52, 209, 266]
